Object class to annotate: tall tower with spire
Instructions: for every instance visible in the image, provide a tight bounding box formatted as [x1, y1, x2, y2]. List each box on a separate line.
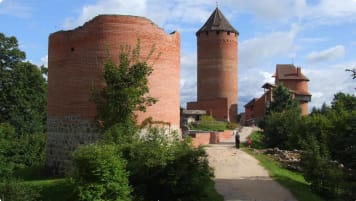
[187, 7, 239, 122]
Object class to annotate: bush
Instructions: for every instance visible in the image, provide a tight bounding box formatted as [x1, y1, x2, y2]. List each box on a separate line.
[0, 178, 41, 201]
[192, 115, 227, 131]
[118, 127, 223, 201]
[301, 136, 344, 199]
[226, 122, 238, 130]
[0, 123, 45, 178]
[71, 144, 132, 201]
[263, 108, 302, 150]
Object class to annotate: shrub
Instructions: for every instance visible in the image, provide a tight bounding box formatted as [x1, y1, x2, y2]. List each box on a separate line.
[118, 127, 223, 201]
[0, 178, 41, 201]
[192, 115, 227, 131]
[226, 122, 238, 130]
[0, 123, 45, 178]
[71, 144, 132, 201]
[263, 108, 302, 150]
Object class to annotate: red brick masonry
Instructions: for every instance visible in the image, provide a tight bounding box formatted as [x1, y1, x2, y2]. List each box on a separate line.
[190, 130, 233, 147]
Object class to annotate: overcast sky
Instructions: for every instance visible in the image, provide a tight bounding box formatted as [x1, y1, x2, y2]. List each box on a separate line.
[1, 0, 355, 113]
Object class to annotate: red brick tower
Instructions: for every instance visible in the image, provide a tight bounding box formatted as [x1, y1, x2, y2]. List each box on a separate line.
[187, 8, 239, 122]
[46, 15, 180, 175]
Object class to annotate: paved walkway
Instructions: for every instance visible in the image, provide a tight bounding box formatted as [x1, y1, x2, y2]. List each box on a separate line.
[205, 127, 297, 201]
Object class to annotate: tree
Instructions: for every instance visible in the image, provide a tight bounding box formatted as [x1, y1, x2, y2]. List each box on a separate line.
[262, 84, 301, 149]
[268, 84, 298, 114]
[0, 33, 47, 136]
[92, 40, 157, 130]
[346, 68, 356, 79]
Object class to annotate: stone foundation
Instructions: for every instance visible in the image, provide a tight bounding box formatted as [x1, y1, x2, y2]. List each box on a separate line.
[45, 116, 101, 175]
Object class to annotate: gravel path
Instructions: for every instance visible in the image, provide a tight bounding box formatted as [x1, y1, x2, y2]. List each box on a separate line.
[205, 127, 297, 201]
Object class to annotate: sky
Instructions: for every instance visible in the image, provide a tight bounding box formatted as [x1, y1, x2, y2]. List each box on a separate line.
[1, 0, 356, 113]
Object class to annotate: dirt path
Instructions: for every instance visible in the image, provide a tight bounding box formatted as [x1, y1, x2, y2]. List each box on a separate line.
[205, 127, 297, 201]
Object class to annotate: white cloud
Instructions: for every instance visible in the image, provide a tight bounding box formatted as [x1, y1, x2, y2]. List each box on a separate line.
[225, 0, 308, 21]
[62, 0, 213, 30]
[238, 69, 274, 112]
[239, 24, 299, 69]
[180, 53, 197, 107]
[62, 0, 147, 29]
[40, 55, 48, 67]
[0, 1, 32, 18]
[306, 45, 345, 63]
[304, 63, 356, 109]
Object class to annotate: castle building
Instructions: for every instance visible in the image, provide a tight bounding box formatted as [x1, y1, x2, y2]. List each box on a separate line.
[187, 7, 239, 122]
[244, 64, 311, 125]
[46, 15, 180, 174]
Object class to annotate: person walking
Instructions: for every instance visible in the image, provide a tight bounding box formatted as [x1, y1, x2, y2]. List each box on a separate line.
[247, 136, 252, 148]
[234, 130, 240, 149]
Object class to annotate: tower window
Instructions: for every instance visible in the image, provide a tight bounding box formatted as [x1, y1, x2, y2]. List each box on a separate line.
[227, 31, 230, 35]
[216, 31, 220, 35]
[71, 47, 75, 52]
[205, 31, 209, 35]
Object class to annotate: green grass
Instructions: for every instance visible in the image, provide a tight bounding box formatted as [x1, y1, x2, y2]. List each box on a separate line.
[244, 148, 325, 201]
[11, 166, 74, 201]
[26, 178, 74, 201]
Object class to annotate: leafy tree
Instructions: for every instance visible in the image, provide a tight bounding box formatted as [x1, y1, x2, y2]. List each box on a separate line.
[263, 107, 302, 149]
[72, 144, 132, 201]
[262, 84, 301, 149]
[0, 33, 47, 136]
[299, 92, 356, 200]
[268, 84, 298, 114]
[92, 40, 157, 130]
[0, 123, 45, 178]
[346, 68, 356, 79]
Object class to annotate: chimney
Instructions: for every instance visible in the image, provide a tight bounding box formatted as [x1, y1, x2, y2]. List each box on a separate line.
[297, 67, 301, 76]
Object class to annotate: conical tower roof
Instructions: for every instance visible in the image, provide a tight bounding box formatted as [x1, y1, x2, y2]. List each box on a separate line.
[196, 7, 239, 36]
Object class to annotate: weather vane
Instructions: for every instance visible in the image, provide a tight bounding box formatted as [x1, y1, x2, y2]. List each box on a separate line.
[216, 1, 219, 7]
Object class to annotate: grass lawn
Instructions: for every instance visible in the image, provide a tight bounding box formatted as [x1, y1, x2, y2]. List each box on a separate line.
[244, 148, 325, 201]
[11, 166, 74, 201]
[242, 131, 324, 201]
[26, 178, 74, 201]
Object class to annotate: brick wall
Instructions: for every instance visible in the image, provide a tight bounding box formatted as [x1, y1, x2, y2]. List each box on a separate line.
[189, 130, 233, 147]
[46, 15, 180, 175]
[196, 31, 238, 122]
[187, 98, 228, 121]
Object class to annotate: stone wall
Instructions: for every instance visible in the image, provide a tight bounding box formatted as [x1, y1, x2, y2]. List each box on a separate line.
[46, 116, 101, 175]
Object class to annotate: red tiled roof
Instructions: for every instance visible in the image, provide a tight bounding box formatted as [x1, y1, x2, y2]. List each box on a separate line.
[275, 64, 309, 81]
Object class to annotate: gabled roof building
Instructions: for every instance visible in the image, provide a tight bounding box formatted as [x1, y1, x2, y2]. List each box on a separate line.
[244, 64, 311, 125]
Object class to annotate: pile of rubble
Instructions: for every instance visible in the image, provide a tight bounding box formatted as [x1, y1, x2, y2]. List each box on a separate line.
[256, 148, 302, 172]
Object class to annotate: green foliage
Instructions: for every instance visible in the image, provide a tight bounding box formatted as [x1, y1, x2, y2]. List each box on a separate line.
[226, 122, 238, 129]
[0, 33, 47, 136]
[92, 40, 157, 130]
[301, 136, 344, 199]
[268, 84, 298, 114]
[299, 92, 356, 200]
[118, 127, 222, 201]
[345, 68, 356, 79]
[0, 178, 41, 201]
[71, 144, 132, 201]
[263, 107, 302, 150]
[0, 123, 45, 178]
[192, 115, 227, 131]
[248, 131, 266, 149]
